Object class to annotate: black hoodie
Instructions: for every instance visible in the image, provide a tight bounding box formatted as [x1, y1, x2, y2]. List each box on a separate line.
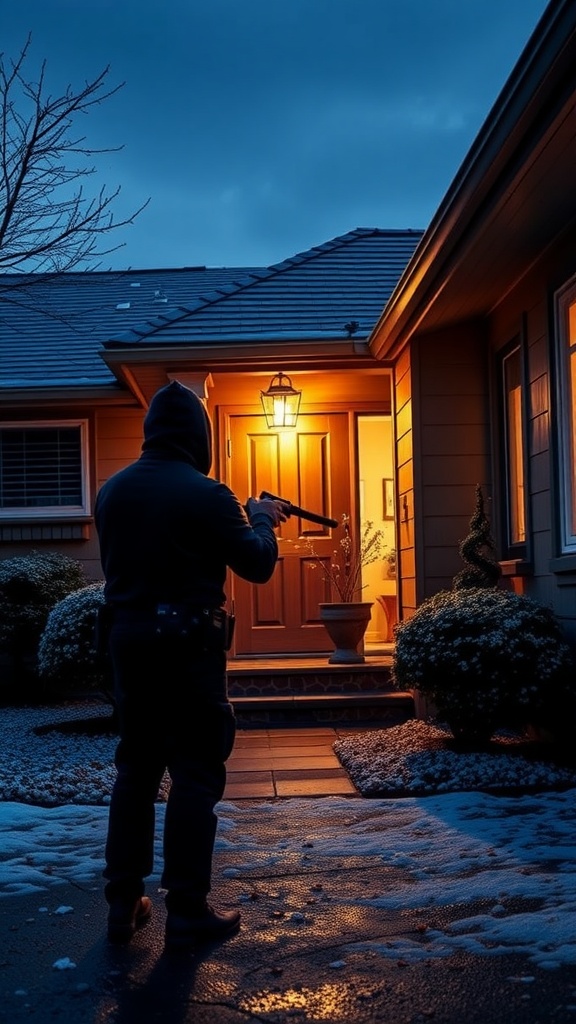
[95, 381, 278, 608]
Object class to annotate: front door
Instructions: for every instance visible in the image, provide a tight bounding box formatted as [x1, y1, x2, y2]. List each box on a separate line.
[226, 412, 351, 655]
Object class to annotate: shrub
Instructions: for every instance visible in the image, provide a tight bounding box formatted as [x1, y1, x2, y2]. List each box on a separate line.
[453, 484, 501, 590]
[38, 582, 111, 693]
[0, 551, 86, 681]
[392, 587, 576, 741]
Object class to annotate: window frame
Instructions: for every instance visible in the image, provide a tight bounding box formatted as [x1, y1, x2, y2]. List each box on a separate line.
[496, 337, 529, 562]
[554, 277, 576, 555]
[0, 419, 91, 521]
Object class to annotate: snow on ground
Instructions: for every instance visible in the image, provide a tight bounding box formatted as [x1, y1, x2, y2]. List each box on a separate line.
[2, 702, 576, 969]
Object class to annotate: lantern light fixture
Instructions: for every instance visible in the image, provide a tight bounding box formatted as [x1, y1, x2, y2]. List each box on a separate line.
[260, 371, 302, 428]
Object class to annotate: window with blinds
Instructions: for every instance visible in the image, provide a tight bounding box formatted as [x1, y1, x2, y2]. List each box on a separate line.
[0, 422, 89, 517]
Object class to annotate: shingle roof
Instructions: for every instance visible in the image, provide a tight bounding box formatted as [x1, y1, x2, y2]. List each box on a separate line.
[0, 228, 423, 390]
[108, 228, 423, 348]
[0, 266, 260, 389]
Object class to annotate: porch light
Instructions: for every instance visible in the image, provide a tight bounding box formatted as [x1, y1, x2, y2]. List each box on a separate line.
[260, 372, 302, 428]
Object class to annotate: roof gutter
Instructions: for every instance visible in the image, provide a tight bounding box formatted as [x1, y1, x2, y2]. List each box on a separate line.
[0, 383, 131, 406]
[103, 329, 370, 346]
[100, 337, 375, 368]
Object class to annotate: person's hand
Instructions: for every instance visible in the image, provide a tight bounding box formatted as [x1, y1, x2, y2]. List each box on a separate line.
[246, 496, 288, 527]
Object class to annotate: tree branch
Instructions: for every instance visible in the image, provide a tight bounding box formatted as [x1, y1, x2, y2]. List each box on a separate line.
[0, 33, 150, 274]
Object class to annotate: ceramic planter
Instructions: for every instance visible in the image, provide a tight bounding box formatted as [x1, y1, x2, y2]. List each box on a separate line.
[318, 602, 373, 664]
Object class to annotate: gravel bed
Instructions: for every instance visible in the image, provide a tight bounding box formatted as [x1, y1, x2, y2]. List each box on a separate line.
[2, 702, 576, 806]
[334, 718, 576, 797]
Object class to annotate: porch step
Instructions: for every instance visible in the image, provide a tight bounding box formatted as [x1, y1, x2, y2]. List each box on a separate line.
[231, 689, 412, 720]
[230, 691, 414, 727]
[227, 653, 395, 696]
[226, 653, 413, 725]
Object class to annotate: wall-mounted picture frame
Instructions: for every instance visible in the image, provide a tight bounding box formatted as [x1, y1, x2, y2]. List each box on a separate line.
[382, 478, 394, 520]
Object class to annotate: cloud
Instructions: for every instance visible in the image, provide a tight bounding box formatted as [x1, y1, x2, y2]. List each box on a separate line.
[1, 0, 547, 268]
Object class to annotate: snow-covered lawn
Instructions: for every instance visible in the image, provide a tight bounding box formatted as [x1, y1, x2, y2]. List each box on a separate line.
[2, 703, 576, 970]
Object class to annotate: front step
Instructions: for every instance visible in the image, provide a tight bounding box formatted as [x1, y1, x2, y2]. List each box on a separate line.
[231, 691, 414, 727]
[226, 653, 414, 726]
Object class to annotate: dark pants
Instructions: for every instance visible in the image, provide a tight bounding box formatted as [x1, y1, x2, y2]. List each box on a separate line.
[104, 611, 236, 910]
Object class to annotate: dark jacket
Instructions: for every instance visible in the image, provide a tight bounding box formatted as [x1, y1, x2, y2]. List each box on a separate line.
[95, 380, 278, 608]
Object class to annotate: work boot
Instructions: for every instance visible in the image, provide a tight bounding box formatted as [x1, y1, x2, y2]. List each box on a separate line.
[165, 902, 241, 952]
[107, 896, 153, 944]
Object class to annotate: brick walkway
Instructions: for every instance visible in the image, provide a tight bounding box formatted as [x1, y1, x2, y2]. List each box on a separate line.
[224, 725, 363, 799]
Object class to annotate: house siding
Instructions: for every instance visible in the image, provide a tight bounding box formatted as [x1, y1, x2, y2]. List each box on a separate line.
[95, 407, 143, 494]
[86, 405, 144, 580]
[412, 324, 490, 601]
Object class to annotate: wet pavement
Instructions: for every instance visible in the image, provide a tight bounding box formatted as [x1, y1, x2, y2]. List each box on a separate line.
[2, 797, 576, 1024]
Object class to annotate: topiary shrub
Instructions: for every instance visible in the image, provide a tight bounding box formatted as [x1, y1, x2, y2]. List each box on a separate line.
[392, 587, 576, 742]
[37, 582, 111, 694]
[452, 484, 502, 590]
[0, 551, 87, 688]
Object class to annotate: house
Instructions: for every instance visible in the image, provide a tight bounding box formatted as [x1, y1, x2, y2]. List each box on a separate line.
[0, 229, 422, 659]
[368, 0, 576, 649]
[2, 0, 575, 672]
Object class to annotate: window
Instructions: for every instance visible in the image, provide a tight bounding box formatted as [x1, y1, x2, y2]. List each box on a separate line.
[0, 421, 90, 519]
[502, 347, 526, 546]
[498, 344, 527, 556]
[555, 281, 576, 553]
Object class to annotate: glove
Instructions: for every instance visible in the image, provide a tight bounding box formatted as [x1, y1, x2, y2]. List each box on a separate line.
[245, 496, 287, 527]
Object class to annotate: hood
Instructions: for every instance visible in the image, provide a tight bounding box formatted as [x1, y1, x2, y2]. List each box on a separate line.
[142, 380, 212, 473]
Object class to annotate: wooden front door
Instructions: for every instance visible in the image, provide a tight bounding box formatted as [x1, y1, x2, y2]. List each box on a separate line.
[227, 413, 351, 655]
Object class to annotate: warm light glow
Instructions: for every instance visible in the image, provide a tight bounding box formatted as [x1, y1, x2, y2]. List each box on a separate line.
[240, 982, 353, 1020]
[503, 348, 526, 545]
[260, 371, 301, 428]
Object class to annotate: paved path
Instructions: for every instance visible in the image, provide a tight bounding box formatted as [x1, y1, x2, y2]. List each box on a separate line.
[3, 791, 576, 1023]
[225, 726, 360, 799]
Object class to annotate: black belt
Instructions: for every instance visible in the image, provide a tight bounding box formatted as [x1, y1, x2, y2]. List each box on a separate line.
[110, 604, 234, 650]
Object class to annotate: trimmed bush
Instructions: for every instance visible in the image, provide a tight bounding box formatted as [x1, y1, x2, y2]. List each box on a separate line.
[38, 582, 111, 693]
[392, 587, 576, 742]
[0, 551, 86, 684]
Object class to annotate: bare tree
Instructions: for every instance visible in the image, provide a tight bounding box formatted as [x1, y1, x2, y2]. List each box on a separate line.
[0, 35, 149, 275]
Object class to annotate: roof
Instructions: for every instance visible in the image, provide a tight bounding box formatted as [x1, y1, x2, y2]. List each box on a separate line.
[0, 265, 261, 390]
[105, 229, 423, 349]
[0, 228, 423, 391]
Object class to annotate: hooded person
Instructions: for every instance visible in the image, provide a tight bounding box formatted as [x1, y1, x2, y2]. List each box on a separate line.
[95, 380, 285, 951]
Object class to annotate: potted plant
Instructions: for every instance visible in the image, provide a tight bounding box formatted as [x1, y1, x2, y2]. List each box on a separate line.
[384, 548, 396, 579]
[307, 516, 384, 663]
